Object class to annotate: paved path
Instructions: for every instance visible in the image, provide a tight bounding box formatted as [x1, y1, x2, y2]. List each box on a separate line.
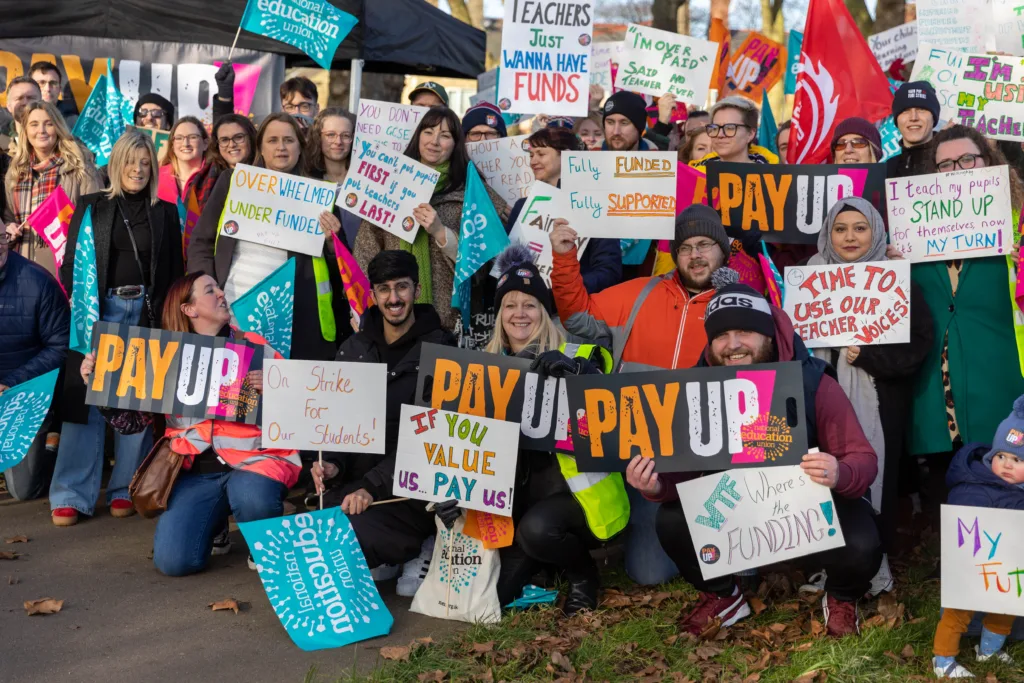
[0, 497, 461, 683]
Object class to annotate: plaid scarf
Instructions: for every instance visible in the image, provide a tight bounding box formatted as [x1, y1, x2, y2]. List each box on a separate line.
[10, 155, 64, 260]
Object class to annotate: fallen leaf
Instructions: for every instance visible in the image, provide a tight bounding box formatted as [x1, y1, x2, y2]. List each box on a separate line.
[664, 634, 680, 646]
[861, 614, 887, 630]
[877, 593, 905, 622]
[901, 644, 915, 658]
[809, 619, 824, 637]
[793, 671, 819, 683]
[415, 636, 434, 646]
[417, 671, 447, 682]
[208, 598, 240, 614]
[601, 592, 633, 609]
[884, 650, 903, 665]
[472, 641, 495, 654]
[4, 535, 28, 544]
[985, 673, 999, 683]
[743, 675, 761, 683]
[550, 650, 575, 675]
[24, 598, 63, 615]
[791, 642, 813, 652]
[380, 645, 411, 661]
[749, 597, 767, 615]
[473, 669, 494, 683]
[695, 644, 722, 660]
[0, 551, 19, 560]
[768, 623, 787, 634]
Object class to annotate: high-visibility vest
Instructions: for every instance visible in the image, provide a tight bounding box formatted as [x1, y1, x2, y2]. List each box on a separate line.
[555, 342, 630, 541]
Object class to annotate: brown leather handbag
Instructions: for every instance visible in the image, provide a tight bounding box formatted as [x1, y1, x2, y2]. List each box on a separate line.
[129, 437, 183, 518]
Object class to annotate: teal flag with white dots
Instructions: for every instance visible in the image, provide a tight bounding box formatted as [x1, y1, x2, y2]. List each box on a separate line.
[72, 62, 134, 167]
[0, 368, 59, 471]
[239, 0, 358, 70]
[452, 164, 509, 331]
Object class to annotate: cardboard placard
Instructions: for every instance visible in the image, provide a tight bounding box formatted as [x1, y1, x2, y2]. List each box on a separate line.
[467, 134, 535, 205]
[353, 98, 429, 154]
[886, 166, 1014, 262]
[338, 140, 440, 244]
[497, 0, 595, 116]
[503, 181, 587, 286]
[992, 0, 1024, 56]
[941, 504, 1024, 617]
[705, 163, 888, 245]
[916, 0, 991, 54]
[565, 362, 808, 473]
[616, 23, 717, 104]
[261, 359, 387, 453]
[221, 164, 333, 256]
[85, 323, 264, 424]
[868, 21, 918, 71]
[393, 405, 520, 515]
[591, 41, 624, 97]
[559, 150, 677, 239]
[678, 465, 846, 579]
[723, 32, 785, 102]
[783, 261, 912, 348]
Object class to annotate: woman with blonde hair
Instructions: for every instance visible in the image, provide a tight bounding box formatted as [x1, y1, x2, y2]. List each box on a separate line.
[158, 115, 211, 205]
[572, 111, 604, 151]
[49, 128, 184, 527]
[4, 100, 101, 275]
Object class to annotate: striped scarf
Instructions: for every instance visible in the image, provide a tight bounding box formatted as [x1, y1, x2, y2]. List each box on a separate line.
[10, 154, 64, 224]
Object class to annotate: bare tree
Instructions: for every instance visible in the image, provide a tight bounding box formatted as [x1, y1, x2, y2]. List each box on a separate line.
[652, 0, 686, 31]
[844, 0, 874, 35]
[874, 0, 907, 32]
[595, 0, 653, 24]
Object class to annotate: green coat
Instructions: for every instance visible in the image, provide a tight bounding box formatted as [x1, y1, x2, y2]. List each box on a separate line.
[910, 256, 1024, 455]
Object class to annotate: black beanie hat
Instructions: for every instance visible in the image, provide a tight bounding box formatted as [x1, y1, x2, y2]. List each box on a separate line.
[704, 270, 776, 342]
[603, 91, 647, 136]
[133, 93, 175, 126]
[673, 204, 731, 259]
[892, 81, 940, 126]
[493, 244, 554, 314]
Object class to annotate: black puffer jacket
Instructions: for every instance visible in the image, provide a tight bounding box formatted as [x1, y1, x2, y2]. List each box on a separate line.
[884, 140, 932, 178]
[0, 251, 69, 387]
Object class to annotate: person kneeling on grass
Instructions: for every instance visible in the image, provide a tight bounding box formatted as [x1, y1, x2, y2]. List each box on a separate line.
[626, 271, 881, 638]
[931, 396, 1024, 678]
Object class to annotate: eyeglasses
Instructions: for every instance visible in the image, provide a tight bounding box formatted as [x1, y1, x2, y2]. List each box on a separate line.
[833, 137, 870, 152]
[705, 123, 750, 138]
[466, 130, 500, 142]
[373, 281, 414, 297]
[138, 108, 166, 121]
[937, 153, 980, 172]
[283, 102, 315, 115]
[677, 241, 720, 257]
[322, 132, 353, 143]
[217, 133, 248, 148]
[173, 134, 203, 144]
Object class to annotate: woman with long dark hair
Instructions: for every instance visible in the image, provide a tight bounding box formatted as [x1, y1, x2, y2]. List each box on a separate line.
[194, 114, 257, 212]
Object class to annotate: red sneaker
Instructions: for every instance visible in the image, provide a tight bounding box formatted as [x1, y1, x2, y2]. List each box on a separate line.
[823, 593, 859, 637]
[110, 499, 136, 518]
[52, 507, 79, 527]
[680, 587, 751, 635]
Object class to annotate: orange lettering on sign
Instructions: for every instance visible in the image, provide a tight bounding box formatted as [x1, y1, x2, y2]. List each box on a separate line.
[584, 388, 616, 458]
[431, 358, 463, 406]
[718, 173, 743, 226]
[619, 385, 653, 458]
[741, 177, 769, 231]
[149, 339, 179, 400]
[91, 333, 125, 393]
[764, 174, 791, 231]
[487, 365, 520, 422]
[116, 337, 147, 400]
[457, 364, 486, 416]
[643, 383, 678, 455]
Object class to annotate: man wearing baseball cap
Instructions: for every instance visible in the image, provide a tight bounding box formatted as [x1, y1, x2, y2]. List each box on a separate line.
[626, 273, 881, 639]
[886, 80, 940, 178]
[601, 90, 675, 151]
[409, 81, 449, 108]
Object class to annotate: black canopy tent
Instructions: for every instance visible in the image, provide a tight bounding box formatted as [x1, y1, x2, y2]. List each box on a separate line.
[0, 0, 486, 79]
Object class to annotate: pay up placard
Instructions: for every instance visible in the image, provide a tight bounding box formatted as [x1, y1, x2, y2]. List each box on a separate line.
[338, 140, 440, 244]
[560, 150, 677, 239]
[616, 23, 716, 104]
[678, 465, 846, 580]
[942, 504, 1024, 617]
[886, 166, 1014, 262]
[565, 362, 808, 473]
[504, 181, 587, 286]
[783, 261, 912, 348]
[262, 359, 387, 453]
[220, 164, 334, 257]
[394, 405, 519, 515]
[467, 134, 535, 206]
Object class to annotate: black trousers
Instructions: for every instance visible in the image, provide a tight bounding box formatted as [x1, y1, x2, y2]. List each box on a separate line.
[348, 498, 437, 568]
[656, 495, 882, 602]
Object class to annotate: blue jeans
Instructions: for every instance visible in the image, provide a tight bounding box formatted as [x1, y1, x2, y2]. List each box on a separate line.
[153, 469, 287, 577]
[625, 487, 679, 586]
[49, 292, 152, 515]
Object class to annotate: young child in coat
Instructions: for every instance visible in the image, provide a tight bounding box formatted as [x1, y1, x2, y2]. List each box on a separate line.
[932, 395, 1024, 678]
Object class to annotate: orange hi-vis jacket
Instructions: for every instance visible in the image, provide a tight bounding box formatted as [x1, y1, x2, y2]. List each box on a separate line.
[164, 331, 301, 488]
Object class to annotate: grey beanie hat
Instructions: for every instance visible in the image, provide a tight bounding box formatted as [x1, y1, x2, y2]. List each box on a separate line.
[672, 204, 731, 259]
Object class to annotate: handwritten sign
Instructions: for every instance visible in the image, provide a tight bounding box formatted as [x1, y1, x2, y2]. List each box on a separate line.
[338, 141, 440, 244]
[886, 166, 1014, 262]
[239, 509, 393, 651]
[353, 98, 429, 154]
[504, 181, 587, 286]
[706, 163, 888, 245]
[616, 24, 717, 104]
[783, 261, 912, 348]
[0, 368, 60, 471]
[497, 0, 594, 116]
[942, 504, 1024, 617]
[394, 405, 519, 515]
[591, 41, 624, 96]
[85, 323, 264, 424]
[261, 359, 386, 453]
[723, 32, 785, 102]
[221, 164, 333, 256]
[868, 22, 918, 71]
[560, 150, 677, 239]
[916, 0, 991, 54]
[565, 362, 808, 473]
[678, 465, 846, 580]
[992, 0, 1024, 56]
[467, 134, 535, 205]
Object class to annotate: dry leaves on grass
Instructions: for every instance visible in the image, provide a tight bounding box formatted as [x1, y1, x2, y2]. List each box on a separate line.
[208, 599, 241, 614]
[4, 535, 28, 544]
[901, 644, 915, 658]
[548, 650, 575, 676]
[24, 598, 63, 615]
[417, 670, 448, 682]
[749, 597, 767, 615]
[380, 645, 412, 661]
[471, 641, 494, 654]
[0, 551, 19, 560]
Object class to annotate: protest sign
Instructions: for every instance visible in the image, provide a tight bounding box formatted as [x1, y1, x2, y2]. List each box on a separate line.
[338, 140, 440, 244]
[24, 187, 73, 289]
[616, 24, 716, 104]
[678, 465, 846, 580]
[221, 164, 334, 256]
[129, 125, 170, 162]
[868, 22, 918, 71]
[912, 48, 1024, 141]
[73, 65, 133, 167]
[993, 0, 1024, 55]
[941, 504, 1024, 617]
[886, 166, 1014, 262]
[240, 509, 393, 651]
[559, 150, 677, 239]
[69, 207, 99, 355]
[784, 30, 802, 96]
[232, 258, 295, 359]
[504, 182, 588, 286]
[723, 32, 785, 102]
[782, 261, 912, 348]
[497, 0, 595, 116]
[591, 41, 624, 96]
[565, 362, 808, 473]
[261, 359, 386, 453]
[467, 134, 535, 206]
[353, 98, 429, 155]
[239, 0, 358, 70]
[0, 369, 60, 471]
[706, 163, 888, 245]
[85, 322, 265, 424]
[916, 0, 991, 54]
[394, 405, 520, 515]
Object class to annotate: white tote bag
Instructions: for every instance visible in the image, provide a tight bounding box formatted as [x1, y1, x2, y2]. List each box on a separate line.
[409, 515, 501, 624]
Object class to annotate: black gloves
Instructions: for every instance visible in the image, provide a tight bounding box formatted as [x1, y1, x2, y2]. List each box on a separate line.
[215, 63, 235, 101]
[434, 500, 462, 529]
[530, 350, 587, 377]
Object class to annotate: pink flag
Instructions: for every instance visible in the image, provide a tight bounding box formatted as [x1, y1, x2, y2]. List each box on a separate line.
[24, 187, 74, 296]
[332, 234, 374, 324]
[658, 164, 712, 255]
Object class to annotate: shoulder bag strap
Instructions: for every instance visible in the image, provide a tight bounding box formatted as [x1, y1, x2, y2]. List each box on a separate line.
[115, 199, 155, 324]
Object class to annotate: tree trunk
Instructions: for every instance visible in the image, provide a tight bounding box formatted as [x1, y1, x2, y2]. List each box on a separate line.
[447, 0, 473, 25]
[652, 0, 684, 32]
[843, 0, 875, 35]
[466, 0, 485, 29]
[678, 3, 690, 35]
[874, 0, 907, 32]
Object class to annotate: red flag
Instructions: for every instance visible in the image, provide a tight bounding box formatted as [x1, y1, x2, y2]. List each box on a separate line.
[788, 0, 893, 164]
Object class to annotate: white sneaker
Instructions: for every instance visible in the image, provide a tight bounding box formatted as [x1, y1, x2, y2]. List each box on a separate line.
[867, 553, 895, 597]
[932, 657, 974, 678]
[396, 536, 434, 597]
[975, 644, 1013, 664]
[370, 564, 400, 581]
[247, 554, 257, 571]
[211, 528, 232, 556]
[799, 570, 827, 596]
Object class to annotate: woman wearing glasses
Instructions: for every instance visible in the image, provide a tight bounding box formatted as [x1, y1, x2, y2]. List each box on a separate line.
[306, 108, 358, 248]
[908, 125, 1024, 465]
[689, 96, 778, 168]
[830, 118, 882, 164]
[195, 114, 257, 212]
[158, 116, 211, 206]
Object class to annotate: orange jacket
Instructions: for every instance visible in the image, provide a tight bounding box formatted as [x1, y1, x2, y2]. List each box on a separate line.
[551, 248, 713, 370]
